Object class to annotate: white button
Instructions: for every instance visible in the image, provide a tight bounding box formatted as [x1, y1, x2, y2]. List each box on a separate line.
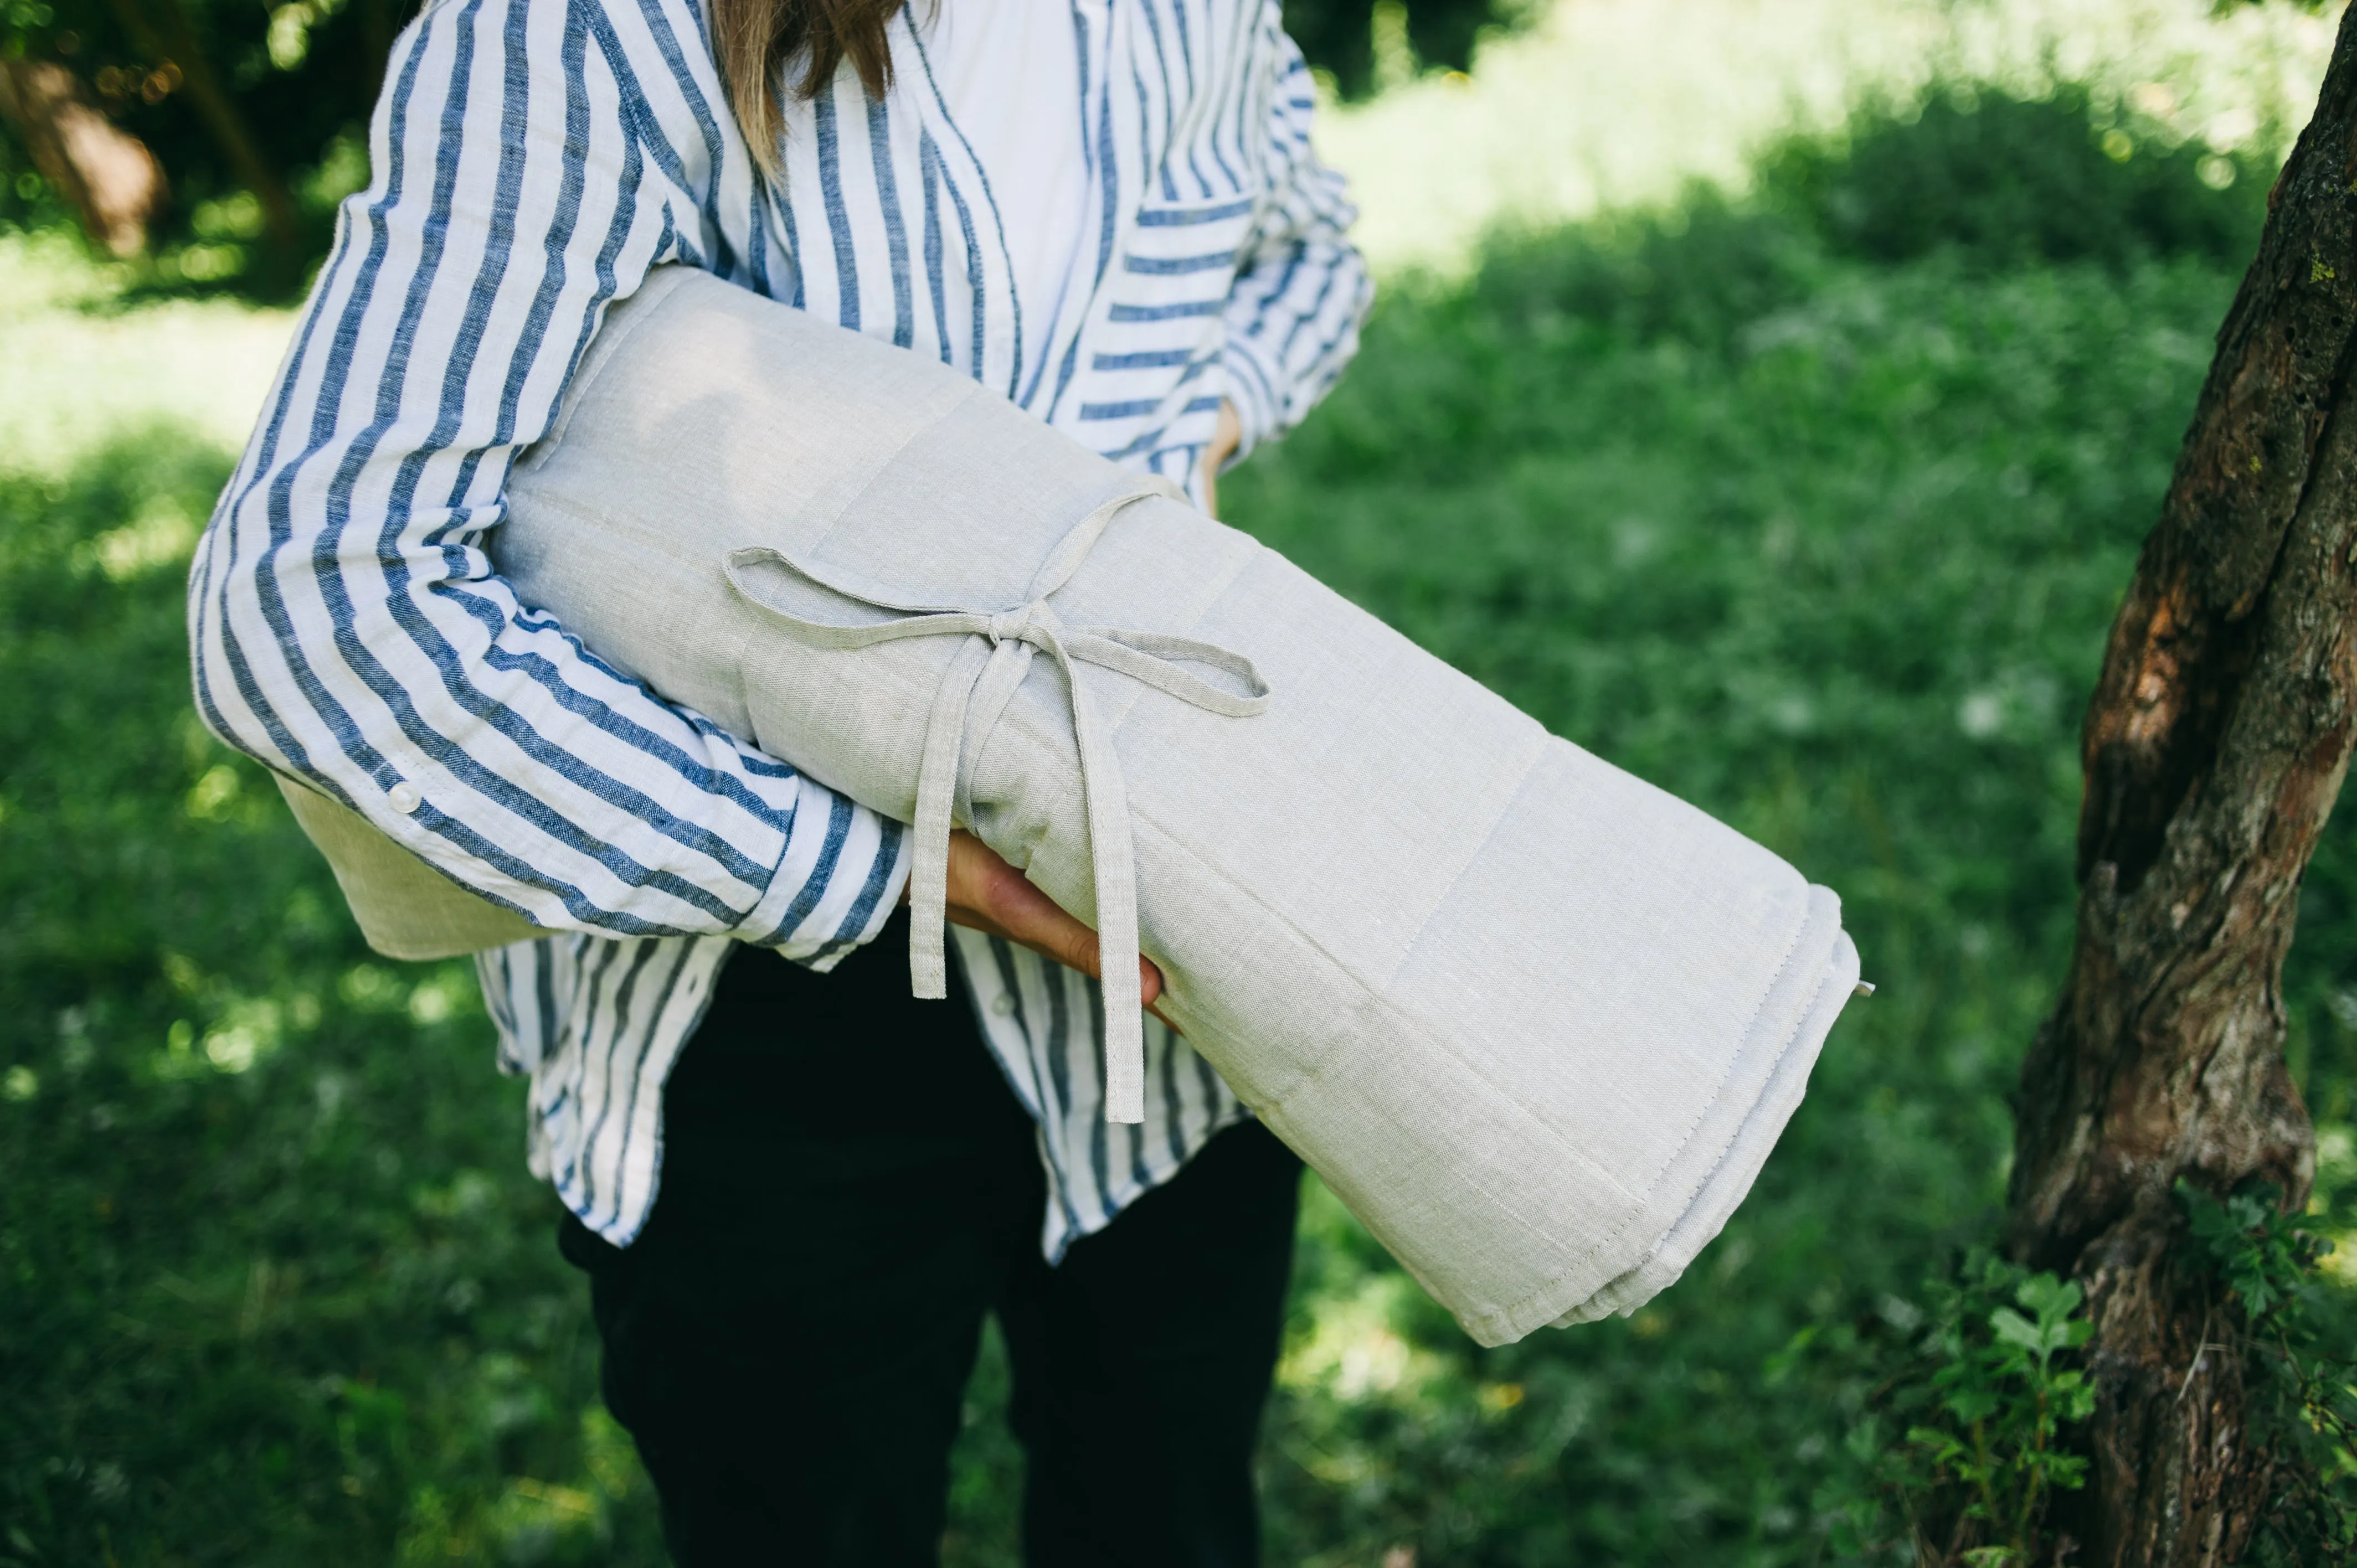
[990, 991, 1017, 1017]
[387, 781, 422, 815]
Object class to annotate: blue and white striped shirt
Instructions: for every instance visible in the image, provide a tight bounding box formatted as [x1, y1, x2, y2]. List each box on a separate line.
[189, 0, 1367, 1258]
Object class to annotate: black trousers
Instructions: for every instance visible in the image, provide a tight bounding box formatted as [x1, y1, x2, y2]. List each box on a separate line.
[559, 911, 1302, 1567]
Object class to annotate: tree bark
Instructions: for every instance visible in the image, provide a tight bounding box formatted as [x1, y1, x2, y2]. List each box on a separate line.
[0, 58, 168, 256]
[2004, 9, 2357, 1564]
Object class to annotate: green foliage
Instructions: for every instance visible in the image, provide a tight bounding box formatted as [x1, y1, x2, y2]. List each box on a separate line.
[0, 0, 400, 293]
[1279, 0, 1524, 98]
[2183, 1179, 2328, 1320]
[1912, 1267, 2098, 1538]
[1468, 80, 2274, 363]
[1760, 83, 2274, 273]
[2177, 1180, 2357, 1564]
[1217, 71, 2317, 1565]
[1831, 1257, 2098, 1566]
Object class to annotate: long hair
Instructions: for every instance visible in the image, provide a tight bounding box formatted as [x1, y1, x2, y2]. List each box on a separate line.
[711, 0, 911, 176]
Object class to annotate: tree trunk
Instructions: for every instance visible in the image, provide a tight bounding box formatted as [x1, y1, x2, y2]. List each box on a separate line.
[0, 58, 168, 256]
[2003, 9, 2357, 1564]
[102, 0, 299, 259]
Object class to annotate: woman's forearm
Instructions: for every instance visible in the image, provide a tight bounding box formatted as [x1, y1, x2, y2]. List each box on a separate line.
[188, 0, 909, 959]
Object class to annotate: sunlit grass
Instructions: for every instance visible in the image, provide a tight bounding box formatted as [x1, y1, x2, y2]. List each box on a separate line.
[1320, 0, 2341, 274]
[0, 233, 294, 480]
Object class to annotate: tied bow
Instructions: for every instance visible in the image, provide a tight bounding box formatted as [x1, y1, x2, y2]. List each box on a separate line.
[722, 481, 1271, 1123]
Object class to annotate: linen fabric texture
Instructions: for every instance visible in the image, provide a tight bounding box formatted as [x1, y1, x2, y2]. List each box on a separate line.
[275, 776, 543, 957]
[490, 267, 1861, 1347]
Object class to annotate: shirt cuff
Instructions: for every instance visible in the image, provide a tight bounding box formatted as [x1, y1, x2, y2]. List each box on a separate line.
[748, 781, 913, 968]
[1219, 337, 1282, 463]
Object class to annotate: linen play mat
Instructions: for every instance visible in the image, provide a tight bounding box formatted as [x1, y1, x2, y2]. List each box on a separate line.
[350, 266, 1858, 1346]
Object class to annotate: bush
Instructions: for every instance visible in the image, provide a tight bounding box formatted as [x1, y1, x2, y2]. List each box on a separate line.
[1764, 82, 2272, 272]
[1463, 80, 2273, 367]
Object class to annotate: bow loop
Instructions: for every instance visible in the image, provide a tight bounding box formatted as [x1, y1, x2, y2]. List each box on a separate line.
[988, 601, 1054, 647]
[723, 481, 1270, 1123]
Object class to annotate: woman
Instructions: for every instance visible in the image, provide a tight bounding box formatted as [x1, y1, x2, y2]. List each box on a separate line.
[188, 0, 1367, 1556]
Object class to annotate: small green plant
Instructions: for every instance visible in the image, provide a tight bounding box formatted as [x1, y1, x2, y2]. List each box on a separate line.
[2175, 1179, 2357, 1565]
[1907, 1258, 2097, 1566]
[1912, 1265, 2097, 1562]
[1818, 1254, 2098, 1566]
[2180, 1177, 2327, 1318]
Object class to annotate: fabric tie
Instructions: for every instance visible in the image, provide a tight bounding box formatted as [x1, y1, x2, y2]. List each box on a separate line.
[721, 481, 1271, 1122]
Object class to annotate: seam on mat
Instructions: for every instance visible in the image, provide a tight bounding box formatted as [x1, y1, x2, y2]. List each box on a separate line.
[1079, 528, 1267, 736]
[1517, 945, 1849, 1337]
[527, 266, 694, 465]
[791, 381, 991, 575]
[1128, 810, 1641, 1224]
[1478, 911, 1828, 1339]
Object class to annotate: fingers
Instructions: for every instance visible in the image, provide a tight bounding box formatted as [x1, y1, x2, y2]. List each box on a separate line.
[940, 831, 1165, 1008]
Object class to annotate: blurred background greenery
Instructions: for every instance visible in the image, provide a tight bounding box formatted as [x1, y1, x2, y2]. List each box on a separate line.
[5, 0, 2356, 1562]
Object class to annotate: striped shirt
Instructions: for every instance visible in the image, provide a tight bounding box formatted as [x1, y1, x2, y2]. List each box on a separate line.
[188, 0, 1368, 1260]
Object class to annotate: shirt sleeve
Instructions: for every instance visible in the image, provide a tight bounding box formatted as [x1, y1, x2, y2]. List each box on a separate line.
[1219, 13, 1375, 462]
[186, 0, 908, 964]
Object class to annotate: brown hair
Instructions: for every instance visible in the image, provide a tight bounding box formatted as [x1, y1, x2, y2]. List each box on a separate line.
[711, 0, 913, 176]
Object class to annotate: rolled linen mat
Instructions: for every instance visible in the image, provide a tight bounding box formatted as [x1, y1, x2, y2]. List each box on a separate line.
[486, 265, 1860, 1345]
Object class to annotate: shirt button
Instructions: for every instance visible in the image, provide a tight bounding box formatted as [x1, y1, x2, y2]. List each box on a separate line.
[990, 991, 1017, 1017]
[387, 781, 422, 815]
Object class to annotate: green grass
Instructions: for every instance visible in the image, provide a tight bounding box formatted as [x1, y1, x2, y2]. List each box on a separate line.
[7, 74, 2357, 1568]
[0, 235, 296, 481]
[0, 432, 670, 1564]
[1315, 0, 2338, 274]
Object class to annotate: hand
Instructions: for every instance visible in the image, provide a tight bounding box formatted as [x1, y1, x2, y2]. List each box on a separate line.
[913, 829, 1166, 1012]
[1197, 399, 1242, 517]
